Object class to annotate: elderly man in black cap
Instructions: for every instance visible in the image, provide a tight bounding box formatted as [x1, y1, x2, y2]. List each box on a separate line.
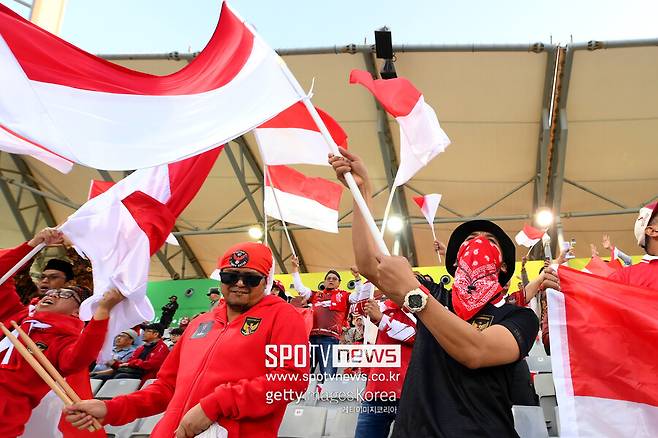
[330, 149, 559, 437]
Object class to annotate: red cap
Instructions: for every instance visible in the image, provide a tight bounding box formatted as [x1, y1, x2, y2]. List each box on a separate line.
[272, 279, 285, 293]
[217, 242, 273, 276]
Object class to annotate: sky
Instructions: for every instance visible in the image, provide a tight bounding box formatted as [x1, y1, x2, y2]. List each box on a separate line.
[3, 0, 658, 54]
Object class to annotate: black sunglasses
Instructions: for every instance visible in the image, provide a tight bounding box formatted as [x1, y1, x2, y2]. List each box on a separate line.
[219, 272, 265, 288]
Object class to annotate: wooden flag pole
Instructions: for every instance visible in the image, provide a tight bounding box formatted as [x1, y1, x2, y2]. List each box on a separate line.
[0, 323, 99, 432]
[379, 187, 396, 236]
[430, 225, 443, 264]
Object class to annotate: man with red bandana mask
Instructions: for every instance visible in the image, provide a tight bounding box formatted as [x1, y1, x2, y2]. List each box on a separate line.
[330, 149, 559, 437]
[65, 242, 310, 438]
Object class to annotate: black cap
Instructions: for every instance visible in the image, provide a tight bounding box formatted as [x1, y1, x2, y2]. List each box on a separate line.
[143, 323, 164, 336]
[325, 270, 341, 281]
[169, 327, 184, 336]
[43, 258, 74, 281]
[445, 220, 515, 287]
[169, 295, 177, 300]
[207, 287, 220, 296]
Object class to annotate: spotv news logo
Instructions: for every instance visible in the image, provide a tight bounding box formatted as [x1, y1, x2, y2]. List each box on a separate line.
[265, 344, 401, 368]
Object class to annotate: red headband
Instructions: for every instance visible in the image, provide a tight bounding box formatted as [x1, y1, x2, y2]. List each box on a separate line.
[218, 242, 273, 276]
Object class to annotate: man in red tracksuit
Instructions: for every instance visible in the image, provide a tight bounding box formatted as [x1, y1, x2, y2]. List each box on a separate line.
[0, 228, 123, 437]
[356, 297, 416, 438]
[66, 242, 310, 438]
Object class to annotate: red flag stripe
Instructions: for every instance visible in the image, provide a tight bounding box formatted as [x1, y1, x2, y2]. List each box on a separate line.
[412, 195, 426, 209]
[265, 165, 342, 211]
[522, 224, 545, 240]
[559, 267, 658, 407]
[0, 3, 252, 95]
[349, 69, 422, 117]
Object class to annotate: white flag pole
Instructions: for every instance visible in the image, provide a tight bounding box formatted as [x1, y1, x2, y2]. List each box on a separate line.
[276, 62, 390, 256]
[430, 225, 443, 264]
[0, 243, 45, 287]
[264, 166, 297, 259]
[263, 161, 269, 246]
[380, 187, 396, 235]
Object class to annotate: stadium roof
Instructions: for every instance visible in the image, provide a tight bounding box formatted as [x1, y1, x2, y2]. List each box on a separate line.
[1, 39, 656, 280]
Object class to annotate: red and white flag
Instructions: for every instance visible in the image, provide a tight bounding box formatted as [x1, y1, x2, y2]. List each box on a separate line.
[349, 70, 450, 187]
[0, 3, 301, 172]
[413, 194, 442, 226]
[548, 267, 658, 437]
[264, 165, 343, 233]
[255, 101, 347, 166]
[514, 224, 546, 247]
[60, 148, 221, 359]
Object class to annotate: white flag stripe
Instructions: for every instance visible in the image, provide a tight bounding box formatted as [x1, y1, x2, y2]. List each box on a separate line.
[394, 96, 451, 187]
[0, 126, 73, 173]
[264, 186, 338, 233]
[255, 127, 331, 166]
[0, 35, 300, 170]
[514, 230, 542, 248]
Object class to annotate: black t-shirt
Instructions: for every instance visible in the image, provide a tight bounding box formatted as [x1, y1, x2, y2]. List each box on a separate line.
[392, 279, 539, 438]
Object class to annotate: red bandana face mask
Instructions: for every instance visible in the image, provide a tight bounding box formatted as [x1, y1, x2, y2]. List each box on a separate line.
[452, 236, 504, 321]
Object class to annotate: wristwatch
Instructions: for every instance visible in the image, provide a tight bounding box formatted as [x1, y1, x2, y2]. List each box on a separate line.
[403, 288, 428, 313]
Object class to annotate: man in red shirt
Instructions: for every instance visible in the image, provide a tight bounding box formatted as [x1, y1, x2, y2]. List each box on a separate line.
[356, 296, 416, 437]
[291, 256, 367, 377]
[0, 228, 124, 437]
[65, 242, 310, 438]
[609, 201, 658, 288]
[105, 323, 169, 381]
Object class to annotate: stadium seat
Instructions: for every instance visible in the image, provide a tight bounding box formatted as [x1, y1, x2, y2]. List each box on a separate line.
[324, 409, 358, 437]
[534, 373, 558, 436]
[526, 355, 552, 373]
[512, 405, 549, 438]
[316, 376, 366, 408]
[95, 378, 142, 400]
[528, 340, 547, 357]
[534, 373, 555, 397]
[300, 380, 318, 406]
[105, 419, 140, 438]
[129, 412, 164, 437]
[90, 378, 103, 395]
[278, 405, 327, 438]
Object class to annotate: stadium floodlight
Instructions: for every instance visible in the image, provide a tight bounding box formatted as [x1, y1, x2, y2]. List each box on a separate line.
[248, 226, 263, 240]
[387, 216, 404, 233]
[534, 208, 555, 229]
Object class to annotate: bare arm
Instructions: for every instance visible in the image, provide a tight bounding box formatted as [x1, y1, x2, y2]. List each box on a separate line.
[290, 256, 311, 300]
[329, 149, 382, 287]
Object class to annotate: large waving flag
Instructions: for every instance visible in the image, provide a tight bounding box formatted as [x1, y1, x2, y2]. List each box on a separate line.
[350, 70, 450, 187]
[59, 148, 221, 359]
[264, 165, 343, 233]
[548, 267, 658, 437]
[255, 102, 347, 166]
[0, 3, 301, 172]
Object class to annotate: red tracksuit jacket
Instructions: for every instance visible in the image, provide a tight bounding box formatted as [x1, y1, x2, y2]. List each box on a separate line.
[103, 294, 310, 437]
[119, 339, 169, 381]
[0, 242, 108, 437]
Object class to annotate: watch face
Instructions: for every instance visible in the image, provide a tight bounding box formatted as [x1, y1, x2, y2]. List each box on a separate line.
[408, 294, 423, 308]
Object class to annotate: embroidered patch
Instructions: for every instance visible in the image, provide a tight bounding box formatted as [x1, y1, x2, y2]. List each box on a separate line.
[229, 250, 249, 268]
[191, 322, 214, 339]
[471, 314, 494, 331]
[241, 317, 262, 336]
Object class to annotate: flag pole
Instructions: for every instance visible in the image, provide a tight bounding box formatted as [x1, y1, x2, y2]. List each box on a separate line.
[263, 161, 269, 246]
[0, 242, 45, 287]
[430, 225, 443, 264]
[380, 187, 396, 235]
[276, 62, 390, 256]
[265, 167, 297, 259]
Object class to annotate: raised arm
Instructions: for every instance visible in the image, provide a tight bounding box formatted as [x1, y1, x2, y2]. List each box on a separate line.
[290, 256, 312, 300]
[329, 148, 382, 288]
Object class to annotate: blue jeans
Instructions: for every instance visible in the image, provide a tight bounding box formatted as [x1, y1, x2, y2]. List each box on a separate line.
[355, 400, 399, 438]
[309, 335, 339, 378]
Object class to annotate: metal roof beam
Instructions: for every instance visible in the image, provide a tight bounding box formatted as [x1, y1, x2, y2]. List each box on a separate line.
[362, 52, 418, 265]
[223, 142, 290, 273]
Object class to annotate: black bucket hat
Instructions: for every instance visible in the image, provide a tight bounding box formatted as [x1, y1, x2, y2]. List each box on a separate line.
[445, 220, 515, 287]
